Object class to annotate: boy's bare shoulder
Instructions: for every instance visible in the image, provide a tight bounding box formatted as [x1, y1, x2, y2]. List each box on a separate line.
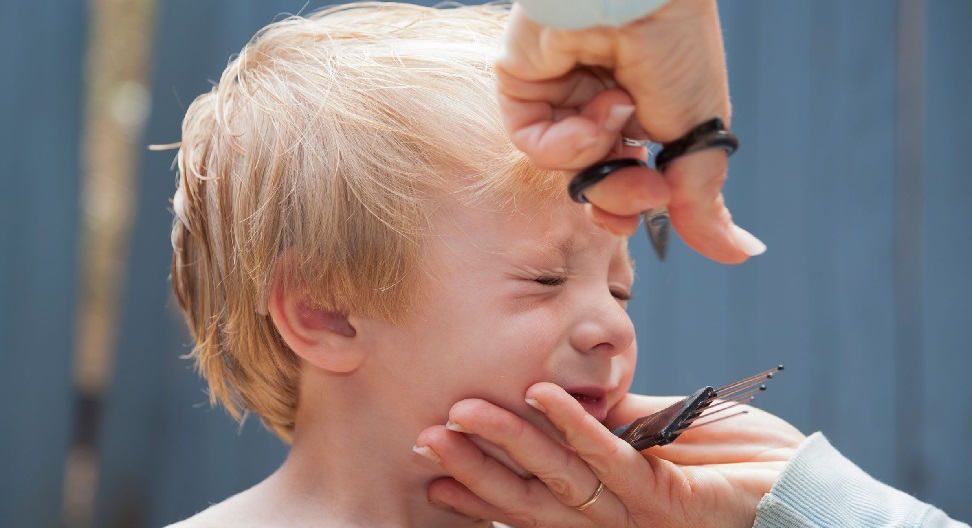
[166, 513, 220, 528]
[164, 486, 275, 528]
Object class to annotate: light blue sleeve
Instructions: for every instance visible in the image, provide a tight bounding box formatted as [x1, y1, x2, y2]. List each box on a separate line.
[515, 0, 671, 29]
[755, 432, 968, 528]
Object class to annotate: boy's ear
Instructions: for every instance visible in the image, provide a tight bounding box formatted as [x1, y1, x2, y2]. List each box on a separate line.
[267, 275, 366, 374]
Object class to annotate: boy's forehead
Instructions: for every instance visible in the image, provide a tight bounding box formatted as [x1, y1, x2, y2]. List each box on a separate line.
[501, 213, 635, 273]
[431, 191, 634, 273]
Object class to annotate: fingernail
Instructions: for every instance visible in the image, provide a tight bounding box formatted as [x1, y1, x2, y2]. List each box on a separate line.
[731, 224, 767, 256]
[603, 104, 635, 134]
[445, 421, 471, 433]
[412, 445, 441, 463]
[525, 398, 546, 413]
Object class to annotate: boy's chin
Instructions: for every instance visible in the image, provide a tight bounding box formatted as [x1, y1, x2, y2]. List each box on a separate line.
[468, 435, 535, 479]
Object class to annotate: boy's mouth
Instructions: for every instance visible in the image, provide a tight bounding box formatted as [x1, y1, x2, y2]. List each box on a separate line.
[566, 388, 609, 424]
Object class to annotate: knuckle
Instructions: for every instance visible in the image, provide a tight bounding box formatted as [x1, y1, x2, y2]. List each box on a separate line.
[495, 411, 530, 444]
[578, 430, 626, 475]
[543, 475, 573, 502]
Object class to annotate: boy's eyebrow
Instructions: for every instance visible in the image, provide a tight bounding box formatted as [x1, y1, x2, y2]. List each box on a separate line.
[524, 234, 575, 263]
[551, 236, 576, 260]
[516, 234, 634, 275]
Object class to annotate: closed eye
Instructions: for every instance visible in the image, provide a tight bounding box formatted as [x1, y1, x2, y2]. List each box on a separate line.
[533, 275, 567, 287]
[611, 288, 633, 302]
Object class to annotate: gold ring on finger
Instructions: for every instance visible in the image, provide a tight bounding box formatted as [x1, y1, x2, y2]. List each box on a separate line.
[574, 482, 604, 511]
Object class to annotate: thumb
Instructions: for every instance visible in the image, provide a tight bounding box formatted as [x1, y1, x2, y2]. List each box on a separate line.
[663, 151, 766, 264]
[606, 393, 687, 429]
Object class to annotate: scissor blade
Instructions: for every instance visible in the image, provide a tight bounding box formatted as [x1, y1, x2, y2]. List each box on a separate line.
[643, 208, 670, 261]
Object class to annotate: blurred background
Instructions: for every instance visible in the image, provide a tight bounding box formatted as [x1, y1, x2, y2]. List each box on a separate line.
[1, 0, 969, 526]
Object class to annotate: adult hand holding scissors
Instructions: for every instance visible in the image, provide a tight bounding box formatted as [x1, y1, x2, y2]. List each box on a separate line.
[496, 0, 767, 263]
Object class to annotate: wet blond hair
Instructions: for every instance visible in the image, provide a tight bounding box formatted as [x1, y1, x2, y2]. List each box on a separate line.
[170, 2, 561, 441]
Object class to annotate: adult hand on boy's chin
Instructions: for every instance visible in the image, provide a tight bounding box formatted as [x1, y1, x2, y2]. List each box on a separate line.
[497, 1, 762, 264]
[417, 383, 805, 527]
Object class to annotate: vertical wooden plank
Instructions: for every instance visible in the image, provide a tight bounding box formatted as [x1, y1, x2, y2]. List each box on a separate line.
[720, 0, 765, 370]
[749, 0, 818, 432]
[799, 0, 845, 442]
[92, 1, 296, 526]
[819, 1, 899, 486]
[0, 1, 87, 526]
[90, 0, 208, 506]
[894, 0, 927, 499]
[921, 0, 972, 521]
[722, 0, 770, 390]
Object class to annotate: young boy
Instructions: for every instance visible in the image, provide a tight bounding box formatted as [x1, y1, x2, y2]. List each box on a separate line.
[167, 4, 960, 528]
[170, 4, 646, 525]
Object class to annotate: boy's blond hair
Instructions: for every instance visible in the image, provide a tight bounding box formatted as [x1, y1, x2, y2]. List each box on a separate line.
[170, 2, 561, 440]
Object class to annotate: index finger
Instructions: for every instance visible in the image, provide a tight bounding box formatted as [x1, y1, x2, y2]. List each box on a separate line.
[497, 5, 630, 170]
[496, 81, 632, 171]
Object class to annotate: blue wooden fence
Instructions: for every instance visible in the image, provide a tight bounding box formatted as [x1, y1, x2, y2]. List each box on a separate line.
[0, 0, 87, 526]
[1, 1, 969, 526]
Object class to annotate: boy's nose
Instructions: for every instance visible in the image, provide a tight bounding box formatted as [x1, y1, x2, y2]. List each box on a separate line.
[569, 296, 635, 357]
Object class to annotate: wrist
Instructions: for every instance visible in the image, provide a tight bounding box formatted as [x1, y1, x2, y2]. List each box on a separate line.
[515, 0, 673, 30]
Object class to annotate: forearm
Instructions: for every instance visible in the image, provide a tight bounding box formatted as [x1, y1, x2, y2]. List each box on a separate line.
[755, 433, 968, 528]
[515, 0, 671, 29]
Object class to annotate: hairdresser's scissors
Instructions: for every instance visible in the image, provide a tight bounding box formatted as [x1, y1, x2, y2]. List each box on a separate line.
[567, 119, 739, 261]
[566, 147, 671, 261]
